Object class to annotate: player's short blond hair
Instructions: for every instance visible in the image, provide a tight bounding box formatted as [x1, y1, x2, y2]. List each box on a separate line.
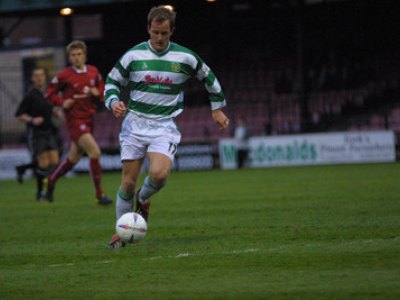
[147, 5, 176, 30]
[66, 40, 87, 55]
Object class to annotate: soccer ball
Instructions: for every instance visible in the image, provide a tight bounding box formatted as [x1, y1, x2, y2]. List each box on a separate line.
[116, 212, 147, 244]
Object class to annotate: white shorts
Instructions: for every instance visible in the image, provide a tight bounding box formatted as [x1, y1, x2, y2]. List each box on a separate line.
[119, 112, 181, 162]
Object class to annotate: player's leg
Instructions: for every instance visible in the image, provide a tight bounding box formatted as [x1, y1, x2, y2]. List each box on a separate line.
[79, 132, 101, 159]
[135, 119, 180, 221]
[46, 142, 82, 201]
[30, 134, 51, 200]
[16, 130, 37, 184]
[108, 159, 144, 249]
[49, 141, 81, 183]
[135, 152, 171, 221]
[115, 123, 146, 220]
[15, 161, 35, 184]
[35, 151, 48, 200]
[16, 132, 36, 184]
[47, 149, 60, 168]
[38, 133, 60, 200]
[48, 121, 83, 187]
[78, 133, 111, 204]
[138, 152, 171, 202]
[45, 133, 61, 169]
[116, 159, 143, 219]
[109, 113, 148, 249]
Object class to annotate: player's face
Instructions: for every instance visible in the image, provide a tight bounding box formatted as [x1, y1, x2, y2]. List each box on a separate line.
[148, 20, 173, 52]
[68, 48, 86, 69]
[31, 69, 46, 89]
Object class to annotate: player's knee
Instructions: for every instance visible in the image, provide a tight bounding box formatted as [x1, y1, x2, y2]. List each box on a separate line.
[37, 158, 48, 169]
[149, 170, 169, 185]
[38, 162, 49, 169]
[88, 149, 101, 159]
[68, 152, 82, 164]
[50, 158, 59, 167]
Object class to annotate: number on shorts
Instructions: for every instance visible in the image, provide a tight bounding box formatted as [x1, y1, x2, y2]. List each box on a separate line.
[168, 142, 177, 155]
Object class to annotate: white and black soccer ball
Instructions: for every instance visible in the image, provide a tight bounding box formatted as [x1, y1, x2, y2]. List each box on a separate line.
[115, 212, 147, 244]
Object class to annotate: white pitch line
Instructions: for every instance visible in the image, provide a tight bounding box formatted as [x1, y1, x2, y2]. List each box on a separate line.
[95, 260, 113, 264]
[48, 260, 113, 268]
[48, 263, 75, 268]
[148, 256, 162, 260]
[228, 248, 260, 254]
[47, 248, 263, 266]
[145, 248, 261, 261]
[175, 253, 190, 258]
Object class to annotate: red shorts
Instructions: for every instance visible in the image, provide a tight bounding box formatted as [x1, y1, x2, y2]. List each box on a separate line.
[67, 119, 93, 142]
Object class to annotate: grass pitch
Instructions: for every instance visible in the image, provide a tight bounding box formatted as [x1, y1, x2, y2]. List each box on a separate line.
[0, 163, 399, 299]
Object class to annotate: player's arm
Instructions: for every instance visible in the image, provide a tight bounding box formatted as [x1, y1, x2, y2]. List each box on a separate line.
[52, 106, 65, 125]
[104, 55, 129, 118]
[18, 114, 44, 126]
[47, 73, 75, 110]
[15, 95, 44, 126]
[46, 74, 65, 107]
[89, 69, 105, 100]
[195, 56, 229, 130]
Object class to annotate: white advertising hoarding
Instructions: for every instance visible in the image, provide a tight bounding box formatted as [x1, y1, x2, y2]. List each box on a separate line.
[0, 144, 216, 180]
[0, 149, 32, 179]
[219, 131, 396, 169]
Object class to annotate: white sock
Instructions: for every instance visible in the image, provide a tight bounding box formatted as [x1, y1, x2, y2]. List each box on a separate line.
[139, 176, 165, 202]
[116, 187, 133, 220]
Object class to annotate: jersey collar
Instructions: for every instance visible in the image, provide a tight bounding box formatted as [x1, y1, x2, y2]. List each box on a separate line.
[72, 65, 88, 73]
[147, 40, 171, 57]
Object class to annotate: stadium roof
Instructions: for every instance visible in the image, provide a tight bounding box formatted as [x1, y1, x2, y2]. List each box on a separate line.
[0, 0, 360, 14]
[0, 0, 136, 14]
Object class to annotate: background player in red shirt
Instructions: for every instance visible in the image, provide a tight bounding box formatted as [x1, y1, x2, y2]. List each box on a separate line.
[46, 40, 112, 205]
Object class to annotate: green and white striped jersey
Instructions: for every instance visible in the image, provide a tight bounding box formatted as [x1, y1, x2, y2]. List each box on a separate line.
[104, 41, 226, 119]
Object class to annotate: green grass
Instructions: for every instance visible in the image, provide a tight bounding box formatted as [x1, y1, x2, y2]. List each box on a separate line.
[1, 163, 400, 299]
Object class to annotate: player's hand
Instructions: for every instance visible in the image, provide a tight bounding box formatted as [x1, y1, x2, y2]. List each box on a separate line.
[111, 101, 127, 118]
[88, 87, 100, 97]
[32, 116, 44, 126]
[52, 106, 64, 119]
[52, 107, 65, 127]
[63, 98, 75, 110]
[212, 109, 230, 130]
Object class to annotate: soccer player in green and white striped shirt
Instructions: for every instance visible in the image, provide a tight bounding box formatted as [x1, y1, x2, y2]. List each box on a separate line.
[105, 5, 230, 249]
